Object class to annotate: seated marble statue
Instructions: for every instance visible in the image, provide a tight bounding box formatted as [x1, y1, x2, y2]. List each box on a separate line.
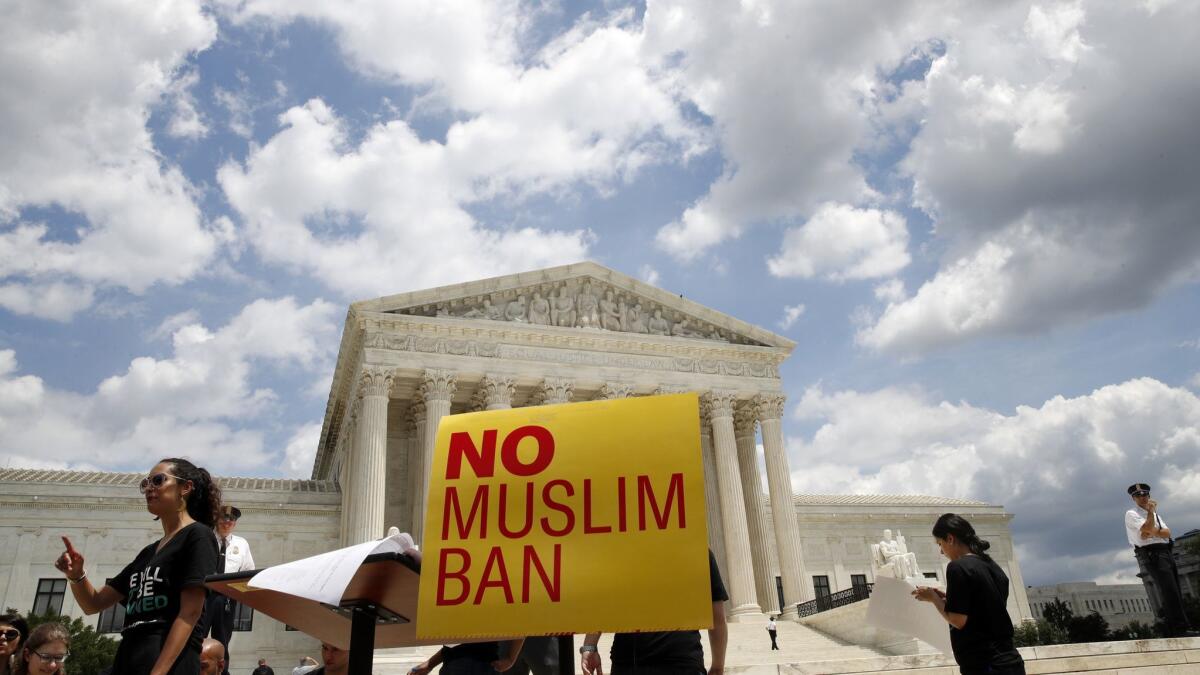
[528, 292, 551, 325]
[576, 283, 600, 328]
[505, 295, 528, 322]
[628, 303, 648, 333]
[600, 291, 623, 331]
[551, 290, 575, 327]
[871, 528, 922, 580]
[647, 308, 670, 335]
[671, 317, 705, 338]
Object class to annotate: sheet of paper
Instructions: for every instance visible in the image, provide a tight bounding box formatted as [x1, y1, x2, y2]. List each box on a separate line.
[865, 576, 954, 654]
[248, 531, 414, 606]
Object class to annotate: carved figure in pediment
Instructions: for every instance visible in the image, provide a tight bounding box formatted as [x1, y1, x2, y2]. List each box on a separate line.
[576, 282, 600, 328]
[505, 295, 528, 322]
[628, 303, 648, 333]
[460, 298, 494, 319]
[485, 296, 505, 321]
[528, 292, 551, 325]
[600, 290, 623, 331]
[672, 317, 705, 338]
[647, 308, 670, 335]
[551, 289, 575, 327]
[617, 297, 629, 331]
[708, 329, 728, 342]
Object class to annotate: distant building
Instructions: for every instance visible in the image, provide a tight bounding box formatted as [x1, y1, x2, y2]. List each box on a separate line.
[1027, 581, 1154, 629]
[1174, 528, 1199, 599]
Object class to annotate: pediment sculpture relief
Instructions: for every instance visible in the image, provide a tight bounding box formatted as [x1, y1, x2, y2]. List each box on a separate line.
[391, 278, 762, 345]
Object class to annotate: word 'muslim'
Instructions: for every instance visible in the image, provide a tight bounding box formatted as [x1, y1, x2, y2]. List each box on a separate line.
[435, 425, 687, 606]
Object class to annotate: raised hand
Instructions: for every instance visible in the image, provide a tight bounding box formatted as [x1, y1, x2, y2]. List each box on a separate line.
[54, 536, 85, 580]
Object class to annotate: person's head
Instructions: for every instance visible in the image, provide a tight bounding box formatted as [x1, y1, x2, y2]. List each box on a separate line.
[321, 642, 349, 674]
[883, 528, 892, 540]
[199, 638, 226, 675]
[931, 513, 993, 562]
[217, 505, 242, 537]
[258, 658, 268, 666]
[0, 613, 29, 661]
[18, 623, 69, 675]
[1128, 483, 1152, 509]
[304, 656, 319, 666]
[141, 457, 222, 527]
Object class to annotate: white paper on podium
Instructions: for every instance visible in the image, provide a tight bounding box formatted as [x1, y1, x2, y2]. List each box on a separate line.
[248, 531, 415, 606]
[865, 576, 954, 654]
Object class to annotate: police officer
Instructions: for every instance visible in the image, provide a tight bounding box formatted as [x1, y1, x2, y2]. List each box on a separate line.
[1125, 483, 1197, 637]
[206, 505, 256, 674]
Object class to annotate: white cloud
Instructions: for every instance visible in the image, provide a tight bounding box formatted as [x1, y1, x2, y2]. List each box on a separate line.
[778, 304, 806, 330]
[212, 2, 706, 298]
[0, 297, 338, 475]
[874, 279, 906, 303]
[640, 264, 661, 287]
[0, 0, 220, 318]
[787, 378, 1200, 584]
[768, 203, 910, 281]
[166, 70, 209, 140]
[0, 282, 96, 322]
[862, 1, 1200, 352]
[282, 422, 323, 478]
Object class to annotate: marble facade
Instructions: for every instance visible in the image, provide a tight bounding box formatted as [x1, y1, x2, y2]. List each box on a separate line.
[318, 262, 809, 620]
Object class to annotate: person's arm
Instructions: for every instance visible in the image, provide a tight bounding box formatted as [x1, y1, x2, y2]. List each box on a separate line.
[492, 639, 525, 672]
[242, 538, 256, 572]
[912, 587, 967, 629]
[580, 632, 603, 675]
[707, 601, 727, 675]
[1138, 500, 1170, 539]
[410, 647, 445, 675]
[56, 536, 121, 614]
[150, 585, 205, 675]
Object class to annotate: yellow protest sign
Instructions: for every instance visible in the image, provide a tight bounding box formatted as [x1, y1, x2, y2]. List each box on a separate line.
[416, 393, 710, 639]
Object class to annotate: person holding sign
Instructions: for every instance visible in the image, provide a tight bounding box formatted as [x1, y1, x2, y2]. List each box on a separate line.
[912, 514, 1024, 675]
[579, 550, 728, 675]
[54, 457, 222, 675]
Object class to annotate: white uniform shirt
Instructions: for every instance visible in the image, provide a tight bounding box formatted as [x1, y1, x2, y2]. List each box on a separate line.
[1125, 507, 1170, 548]
[217, 533, 256, 573]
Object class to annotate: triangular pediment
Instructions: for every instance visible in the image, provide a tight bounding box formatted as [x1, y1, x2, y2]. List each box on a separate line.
[353, 262, 794, 349]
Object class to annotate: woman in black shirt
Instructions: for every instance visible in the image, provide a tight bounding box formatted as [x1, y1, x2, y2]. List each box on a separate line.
[913, 513, 1025, 675]
[55, 457, 222, 675]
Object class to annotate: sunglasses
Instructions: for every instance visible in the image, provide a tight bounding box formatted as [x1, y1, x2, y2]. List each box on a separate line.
[220, 515, 238, 522]
[1133, 491, 1150, 497]
[0, 629, 19, 641]
[31, 650, 69, 663]
[139, 472, 183, 494]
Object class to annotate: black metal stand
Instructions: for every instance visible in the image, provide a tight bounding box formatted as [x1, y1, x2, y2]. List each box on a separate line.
[557, 636, 574, 675]
[349, 604, 379, 673]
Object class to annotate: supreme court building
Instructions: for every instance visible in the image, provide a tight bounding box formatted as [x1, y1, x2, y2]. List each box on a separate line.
[0, 262, 1031, 667]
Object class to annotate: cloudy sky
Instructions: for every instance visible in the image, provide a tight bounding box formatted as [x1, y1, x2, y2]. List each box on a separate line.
[2, 0, 1198, 586]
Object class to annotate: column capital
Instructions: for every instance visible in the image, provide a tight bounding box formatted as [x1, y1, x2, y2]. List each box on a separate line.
[733, 403, 757, 437]
[419, 369, 457, 402]
[357, 367, 395, 399]
[535, 378, 574, 405]
[480, 374, 516, 409]
[699, 397, 713, 432]
[754, 393, 787, 421]
[596, 382, 634, 400]
[706, 390, 738, 419]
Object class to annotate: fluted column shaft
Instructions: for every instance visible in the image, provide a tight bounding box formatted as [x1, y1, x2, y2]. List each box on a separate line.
[416, 369, 457, 544]
[735, 406, 779, 614]
[708, 391, 761, 619]
[757, 393, 809, 618]
[346, 368, 392, 544]
[699, 402, 727, 579]
[409, 401, 427, 540]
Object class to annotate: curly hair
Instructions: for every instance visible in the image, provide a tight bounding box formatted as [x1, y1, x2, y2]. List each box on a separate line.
[14, 622, 69, 675]
[160, 457, 223, 528]
[932, 512, 994, 563]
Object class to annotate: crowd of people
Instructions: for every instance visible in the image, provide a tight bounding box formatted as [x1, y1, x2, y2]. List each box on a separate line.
[0, 453, 1187, 675]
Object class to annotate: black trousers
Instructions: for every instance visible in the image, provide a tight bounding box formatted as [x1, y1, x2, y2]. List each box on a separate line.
[1136, 544, 1193, 636]
[113, 624, 201, 675]
[768, 629, 778, 650]
[204, 593, 236, 675]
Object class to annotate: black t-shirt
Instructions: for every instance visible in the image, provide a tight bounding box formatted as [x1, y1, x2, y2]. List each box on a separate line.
[610, 550, 729, 671]
[442, 641, 500, 664]
[943, 555, 1023, 671]
[107, 522, 220, 651]
[252, 667, 276, 675]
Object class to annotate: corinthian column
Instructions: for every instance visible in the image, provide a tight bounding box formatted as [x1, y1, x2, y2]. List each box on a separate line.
[708, 391, 761, 619]
[699, 398, 727, 579]
[756, 393, 809, 617]
[415, 369, 456, 544]
[409, 401, 427, 540]
[596, 382, 634, 400]
[480, 374, 515, 410]
[735, 403, 779, 614]
[346, 367, 393, 544]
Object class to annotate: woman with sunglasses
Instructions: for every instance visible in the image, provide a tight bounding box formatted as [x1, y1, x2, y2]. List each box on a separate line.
[13, 623, 69, 675]
[55, 457, 222, 675]
[912, 513, 1025, 675]
[0, 613, 30, 675]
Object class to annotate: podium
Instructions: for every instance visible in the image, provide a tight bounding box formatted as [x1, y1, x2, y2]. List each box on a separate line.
[206, 551, 432, 673]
